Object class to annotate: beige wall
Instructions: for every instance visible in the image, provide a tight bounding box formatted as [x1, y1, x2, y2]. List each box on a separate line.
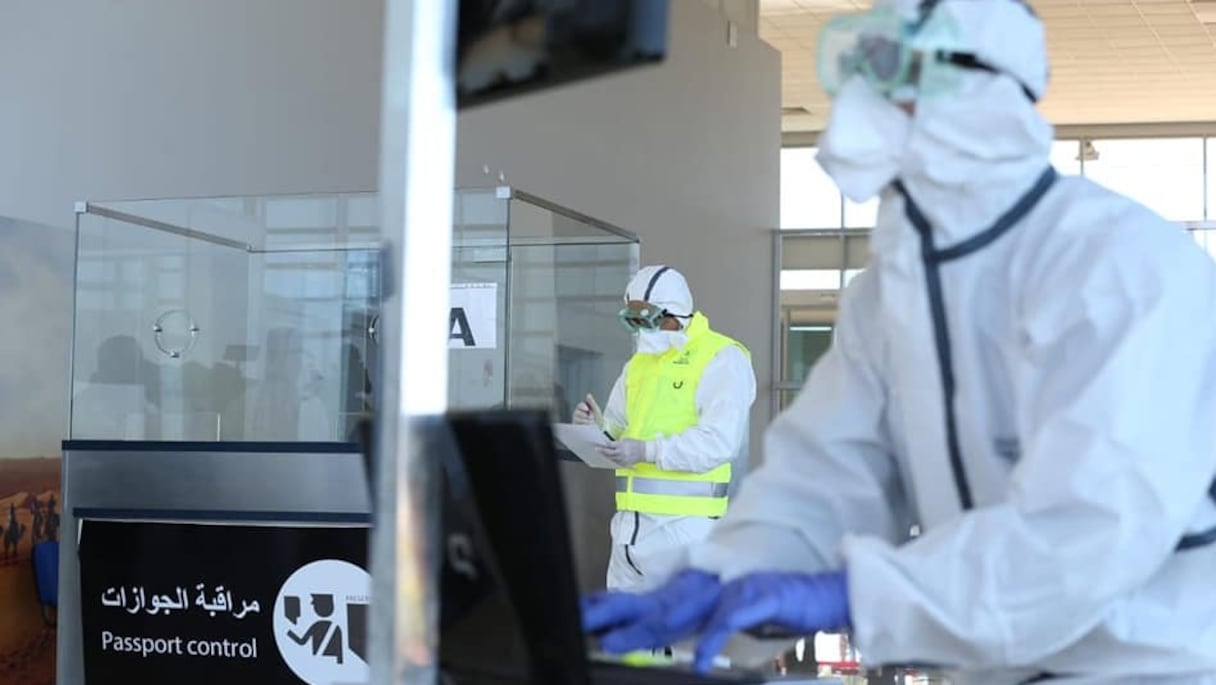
[0, 0, 384, 230]
[701, 0, 760, 34]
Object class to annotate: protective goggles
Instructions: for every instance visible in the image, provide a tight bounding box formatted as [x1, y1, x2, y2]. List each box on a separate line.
[818, 6, 1036, 103]
[617, 306, 677, 333]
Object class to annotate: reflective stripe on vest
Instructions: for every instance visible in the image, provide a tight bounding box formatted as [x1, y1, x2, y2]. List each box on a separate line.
[616, 477, 730, 499]
[616, 312, 749, 517]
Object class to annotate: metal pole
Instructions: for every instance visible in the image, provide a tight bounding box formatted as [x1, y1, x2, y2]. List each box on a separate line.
[370, 0, 458, 684]
[770, 230, 783, 419]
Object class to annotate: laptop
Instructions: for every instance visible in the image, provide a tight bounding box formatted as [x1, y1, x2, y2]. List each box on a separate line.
[440, 409, 819, 685]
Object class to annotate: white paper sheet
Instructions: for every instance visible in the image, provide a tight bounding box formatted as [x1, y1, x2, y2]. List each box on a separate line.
[553, 423, 619, 469]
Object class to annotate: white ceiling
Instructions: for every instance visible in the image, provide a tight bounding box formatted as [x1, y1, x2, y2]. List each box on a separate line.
[761, 0, 1216, 131]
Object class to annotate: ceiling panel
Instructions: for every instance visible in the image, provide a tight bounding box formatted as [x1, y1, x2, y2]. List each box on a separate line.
[761, 0, 1216, 131]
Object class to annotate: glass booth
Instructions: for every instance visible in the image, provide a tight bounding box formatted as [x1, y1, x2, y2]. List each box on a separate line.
[69, 188, 639, 442]
[60, 189, 637, 685]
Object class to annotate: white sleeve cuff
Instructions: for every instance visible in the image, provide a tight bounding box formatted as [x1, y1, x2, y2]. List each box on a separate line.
[645, 439, 660, 464]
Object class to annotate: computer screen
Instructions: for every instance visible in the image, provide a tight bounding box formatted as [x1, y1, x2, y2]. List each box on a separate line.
[441, 409, 590, 684]
[457, 0, 670, 108]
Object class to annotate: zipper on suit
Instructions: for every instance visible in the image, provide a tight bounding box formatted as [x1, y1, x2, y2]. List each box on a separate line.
[914, 238, 974, 509]
[894, 167, 1058, 512]
[624, 511, 643, 575]
[623, 546, 643, 576]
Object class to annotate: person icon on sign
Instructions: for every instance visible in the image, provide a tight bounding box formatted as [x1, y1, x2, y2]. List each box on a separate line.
[286, 594, 344, 664]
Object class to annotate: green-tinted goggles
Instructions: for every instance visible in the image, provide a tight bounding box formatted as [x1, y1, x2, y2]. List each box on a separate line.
[618, 306, 666, 333]
[818, 6, 1037, 104]
[818, 8, 963, 102]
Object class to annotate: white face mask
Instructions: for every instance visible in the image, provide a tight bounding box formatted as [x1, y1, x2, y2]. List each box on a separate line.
[636, 330, 688, 355]
[816, 77, 912, 203]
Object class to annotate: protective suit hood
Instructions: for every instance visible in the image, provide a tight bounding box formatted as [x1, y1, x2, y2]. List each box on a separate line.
[817, 0, 1054, 245]
[881, 0, 1050, 101]
[625, 265, 694, 319]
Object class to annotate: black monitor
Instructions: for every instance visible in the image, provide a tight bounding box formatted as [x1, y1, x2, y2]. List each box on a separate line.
[457, 0, 670, 109]
[440, 409, 589, 684]
[353, 411, 585, 683]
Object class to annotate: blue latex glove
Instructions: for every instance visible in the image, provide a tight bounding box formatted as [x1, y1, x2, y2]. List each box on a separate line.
[693, 570, 850, 673]
[582, 569, 722, 653]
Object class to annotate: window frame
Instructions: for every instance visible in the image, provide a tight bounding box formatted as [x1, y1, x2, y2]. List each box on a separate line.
[774, 129, 1216, 414]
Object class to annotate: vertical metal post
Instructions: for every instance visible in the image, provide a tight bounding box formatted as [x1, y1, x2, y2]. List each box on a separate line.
[770, 230, 783, 419]
[370, 1, 458, 684]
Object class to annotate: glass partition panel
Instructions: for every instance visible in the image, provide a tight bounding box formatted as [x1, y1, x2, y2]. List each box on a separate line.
[72, 210, 253, 441]
[504, 193, 638, 417]
[71, 188, 638, 442]
[72, 196, 381, 443]
[448, 188, 510, 411]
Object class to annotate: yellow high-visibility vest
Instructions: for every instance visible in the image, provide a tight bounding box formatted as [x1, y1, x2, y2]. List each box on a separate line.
[616, 312, 749, 518]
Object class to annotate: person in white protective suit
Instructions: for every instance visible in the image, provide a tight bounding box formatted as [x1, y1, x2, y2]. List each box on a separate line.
[583, 1, 1216, 683]
[573, 265, 756, 591]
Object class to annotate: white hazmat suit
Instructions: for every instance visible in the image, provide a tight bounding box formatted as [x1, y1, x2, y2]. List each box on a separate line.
[600, 266, 756, 590]
[676, 1, 1216, 682]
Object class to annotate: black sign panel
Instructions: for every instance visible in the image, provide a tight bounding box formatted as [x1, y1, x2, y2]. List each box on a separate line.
[79, 520, 369, 685]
